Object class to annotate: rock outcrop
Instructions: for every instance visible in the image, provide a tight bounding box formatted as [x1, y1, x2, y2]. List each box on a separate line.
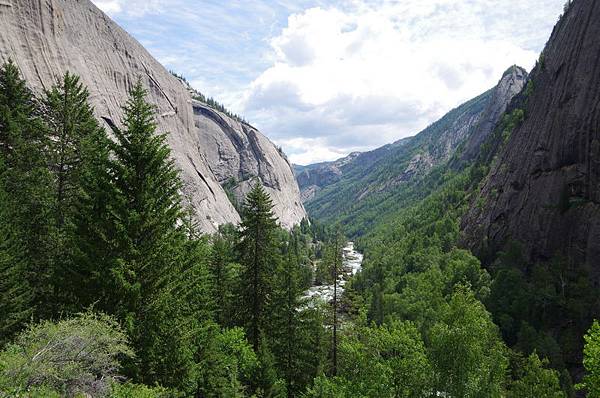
[463, 0, 600, 269]
[192, 100, 305, 229]
[0, 0, 306, 231]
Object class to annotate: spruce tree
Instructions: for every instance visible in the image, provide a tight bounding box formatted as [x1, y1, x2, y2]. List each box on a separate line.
[271, 233, 303, 396]
[98, 81, 208, 390]
[104, 80, 184, 316]
[209, 228, 238, 327]
[238, 183, 279, 351]
[0, 60, 53, 320]
[0, 161, 32, 344]
[67, 105, 114, 310]
[44, 72, 107, 313]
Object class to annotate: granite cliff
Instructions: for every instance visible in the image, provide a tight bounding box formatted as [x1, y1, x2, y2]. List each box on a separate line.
[463, 0, 600, 270]
[0, 0, 306, 231]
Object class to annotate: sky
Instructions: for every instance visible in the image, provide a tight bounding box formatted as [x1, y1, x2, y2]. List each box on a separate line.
[91, 0, 566, 165]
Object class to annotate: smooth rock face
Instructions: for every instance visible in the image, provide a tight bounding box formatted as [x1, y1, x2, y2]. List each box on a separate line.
[192, 101, 306, 229]
[463, 0, 600, 269]
[0, 0, 306, 231]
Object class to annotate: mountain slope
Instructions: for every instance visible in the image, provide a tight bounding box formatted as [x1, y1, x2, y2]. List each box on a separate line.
[0, 0, 306, 231]
[463, 0, 600, 269]
[303, 66, 526, 231]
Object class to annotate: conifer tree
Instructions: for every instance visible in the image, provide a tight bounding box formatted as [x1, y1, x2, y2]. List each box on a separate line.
[0, 162, 32, 344]
[0, 60, 53, 320]
[209, 228, 238, 327]
[45, 72, 102, 228]
[271, 233, 303, 396]
[83, 81, 200, 389]
[70, 114, 114, 310]
[238, 183, 279, 351]
[43, 72, 108, 313]
[105, 80, 184, 317]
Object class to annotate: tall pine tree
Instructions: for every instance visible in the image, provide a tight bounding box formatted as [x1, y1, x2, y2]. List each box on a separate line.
[0, 60, 53, 321]
[0, 159, 32, 344]
[238, 183, 279, 352]
[44, 72, 108, 313]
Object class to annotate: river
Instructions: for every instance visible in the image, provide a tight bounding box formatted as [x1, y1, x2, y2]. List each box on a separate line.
[302, 241, 364, 305]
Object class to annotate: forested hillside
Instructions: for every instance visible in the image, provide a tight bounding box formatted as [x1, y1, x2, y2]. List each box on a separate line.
[304, 66, 526, 235]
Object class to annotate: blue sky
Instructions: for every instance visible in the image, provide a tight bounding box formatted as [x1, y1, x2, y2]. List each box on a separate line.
[91, 0, 566, 165]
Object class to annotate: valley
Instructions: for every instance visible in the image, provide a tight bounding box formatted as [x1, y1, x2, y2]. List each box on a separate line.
[0, 0, 599, 397]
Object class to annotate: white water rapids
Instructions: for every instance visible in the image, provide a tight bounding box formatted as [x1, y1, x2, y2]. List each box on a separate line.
[302, 242, 363, 305]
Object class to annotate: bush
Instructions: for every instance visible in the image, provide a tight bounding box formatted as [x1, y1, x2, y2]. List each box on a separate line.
[0, 312, 133, 397]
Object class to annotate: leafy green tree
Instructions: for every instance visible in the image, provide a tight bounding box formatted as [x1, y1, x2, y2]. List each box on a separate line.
[429, 287, 507, 398]
[303, 375, 348, 398]
[337, 321, 433, 397]
[195, 325, 258, 397]
[577, 320, 600, 396]
[509, 352, 565, 398]
[237, 183, 279, 351]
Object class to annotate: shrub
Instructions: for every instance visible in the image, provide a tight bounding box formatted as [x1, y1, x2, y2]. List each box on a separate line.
[0, 312, 133, 397]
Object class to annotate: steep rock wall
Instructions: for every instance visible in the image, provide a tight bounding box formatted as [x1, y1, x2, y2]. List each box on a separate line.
[0, 0, 306, 231]
[463, 0, 600, 269]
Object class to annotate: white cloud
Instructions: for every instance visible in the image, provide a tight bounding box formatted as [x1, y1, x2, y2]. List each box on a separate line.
[91, 0, 165, 17]
[91, 0, 121, 15]
[244, 0, 565, 164]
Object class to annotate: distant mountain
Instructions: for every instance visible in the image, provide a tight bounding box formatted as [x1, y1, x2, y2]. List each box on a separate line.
[0, 0, 306, 232]
[293, 152, 361, 202]
[300, 66, 526, 231]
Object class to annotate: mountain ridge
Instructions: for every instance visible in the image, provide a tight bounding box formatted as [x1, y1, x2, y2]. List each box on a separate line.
[299, 65, 527, 231]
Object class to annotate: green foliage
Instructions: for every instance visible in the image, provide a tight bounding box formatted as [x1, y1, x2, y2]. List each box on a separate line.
[110, 383, 169, 398]
[195, 325, 258, 398]
[305, 90, 492, 230]
[0, 168, 32, 344]
[509, 352, 565, 398]
[0, 313, 132, 397]
[238, 183, 280, 351]
[0, 60, 54, 321]
[44, 72, 109, 315]
[223, 177, 241, 211]
[577, 320, 600, 396]
[429, 287, 507, 398]
[337, 321, 433, 397]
